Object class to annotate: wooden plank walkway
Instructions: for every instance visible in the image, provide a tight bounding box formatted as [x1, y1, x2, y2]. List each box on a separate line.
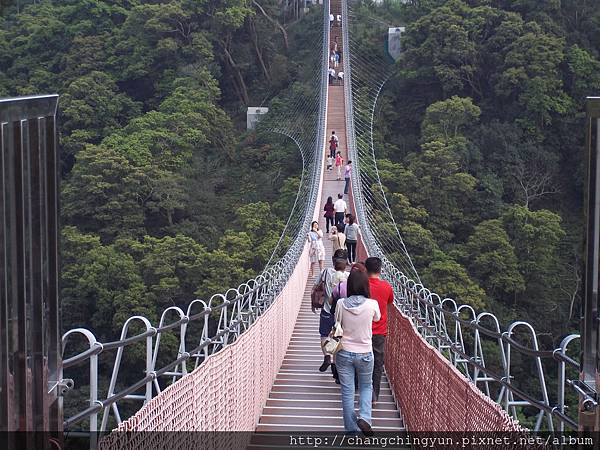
[252, 1, 404, 439]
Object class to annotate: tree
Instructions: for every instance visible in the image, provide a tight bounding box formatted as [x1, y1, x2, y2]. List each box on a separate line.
[459, 219, 524, 298]
[61, 71, 140, 155]
[102, 82, 232, 169]
[495, 22, 572, 132]
[141, 167, 188, 228]
[422, 250, 487, 309]
[61, 227, 152, 337]
[421, 96, 481, 143]
[132, 235, 208, 311]
[501, 205, 565, 289]
[62, 145, 145, 241]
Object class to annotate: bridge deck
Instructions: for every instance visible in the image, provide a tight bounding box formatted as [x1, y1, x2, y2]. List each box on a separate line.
[254, 14, 404, 433]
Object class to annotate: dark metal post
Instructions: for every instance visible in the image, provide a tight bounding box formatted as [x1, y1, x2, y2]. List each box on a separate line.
[0, 95, 61, 448]
[581, 97, 600, 431]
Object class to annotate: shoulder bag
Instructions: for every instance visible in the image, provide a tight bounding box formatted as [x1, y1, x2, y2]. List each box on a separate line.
[322, 299, 344, 355]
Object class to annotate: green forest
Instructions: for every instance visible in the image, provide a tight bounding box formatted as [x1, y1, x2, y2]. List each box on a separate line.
[347, 0, 600, 343]
[2, 0, 599, 433]
[0, 0, 596, 352]
[0, 0, 322, 340]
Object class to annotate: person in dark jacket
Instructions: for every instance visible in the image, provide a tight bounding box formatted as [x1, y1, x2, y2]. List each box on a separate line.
[323, 196, 335, 233]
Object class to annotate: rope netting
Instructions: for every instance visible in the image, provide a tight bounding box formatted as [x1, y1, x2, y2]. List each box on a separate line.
[385, 306, 524, 433]
[98, 249, 309, 449]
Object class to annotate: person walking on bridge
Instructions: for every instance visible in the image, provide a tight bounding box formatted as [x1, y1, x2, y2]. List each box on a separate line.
[365, 257, 394, 406]
[333, 194, 347, 226]
[335, 263, 380, 436]
[314, 255, 348, 373]
[307, 221, 325, 277]
[331, 130, 339, 146]
[329, 223, 346, 253]
[329, 131, 339, 158]
[323, 196, 335, 233]
[344, 214, 360, 264]
[344, 160, 352, 195]
[328, 67, 336, 85]
[335, 151, 344, 180]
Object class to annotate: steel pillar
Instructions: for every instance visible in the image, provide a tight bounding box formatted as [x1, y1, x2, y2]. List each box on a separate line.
[0, 95, 61, 448]
[581, 96, 600, 431]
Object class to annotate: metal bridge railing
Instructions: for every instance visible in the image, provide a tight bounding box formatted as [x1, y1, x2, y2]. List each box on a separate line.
[63, 249, 300, 433]
[340, 0, 584, 432]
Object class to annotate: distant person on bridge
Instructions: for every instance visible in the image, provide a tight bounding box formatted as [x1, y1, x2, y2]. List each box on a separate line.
[329, 135, 338, 158]
[329, 223, 346, 252]
[331, 50, 338, 68]
[335, 151, 344, 180]
[365, 257, 394, 406]
[329, 13, 334, 27]
[307, 221, 326, 276]
[338, 71, 344, 83]
[327, 154, 334, 172]
[323, 196, 335, 233]
[344, 214, 360, 264]
[335, 263, 380, 436]
[328, 67, 336, 85]
[314, 254, 348, 374]
[329, 131, 339, 158]
[333, 194, 347, 226]
[344, 160, 352, 194]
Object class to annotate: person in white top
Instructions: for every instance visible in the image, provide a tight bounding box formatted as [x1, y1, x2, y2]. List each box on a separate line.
[328, 67, 336, 84]
[333, 193, 347, 226]
[307, 221, 326, 276]
[335, 263, 380, 435]
[331, 130, 339, 146]
[329, 13, 334, 26]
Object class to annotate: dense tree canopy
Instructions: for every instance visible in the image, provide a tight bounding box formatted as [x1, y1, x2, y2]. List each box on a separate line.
[355, 0, 600, 340]
[0, 0, 322, 341]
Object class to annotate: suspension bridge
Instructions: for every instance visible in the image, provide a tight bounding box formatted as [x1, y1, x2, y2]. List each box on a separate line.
[2, 0, 598, 448]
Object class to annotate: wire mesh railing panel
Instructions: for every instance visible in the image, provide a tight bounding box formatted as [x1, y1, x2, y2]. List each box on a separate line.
[98, 250, 309, 447]
[386, 306, 524, 433]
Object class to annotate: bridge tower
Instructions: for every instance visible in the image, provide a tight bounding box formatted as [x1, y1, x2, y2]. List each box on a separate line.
[0, 95, 62, 449]
[581, 96, 600, 431]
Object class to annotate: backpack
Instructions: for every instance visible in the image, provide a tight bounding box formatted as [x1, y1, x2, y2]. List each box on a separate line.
[311, 270, 329, 311]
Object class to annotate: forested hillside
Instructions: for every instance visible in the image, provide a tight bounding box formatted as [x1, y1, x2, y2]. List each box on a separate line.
[360, 0, 600, 340]
[0, 0, 319, 339]
[2, 0, 597, 346]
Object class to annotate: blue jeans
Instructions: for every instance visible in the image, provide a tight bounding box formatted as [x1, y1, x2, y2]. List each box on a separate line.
[336, 349, 374, 432]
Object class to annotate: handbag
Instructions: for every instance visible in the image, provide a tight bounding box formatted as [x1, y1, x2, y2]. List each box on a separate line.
[322, 299, 344, 355]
